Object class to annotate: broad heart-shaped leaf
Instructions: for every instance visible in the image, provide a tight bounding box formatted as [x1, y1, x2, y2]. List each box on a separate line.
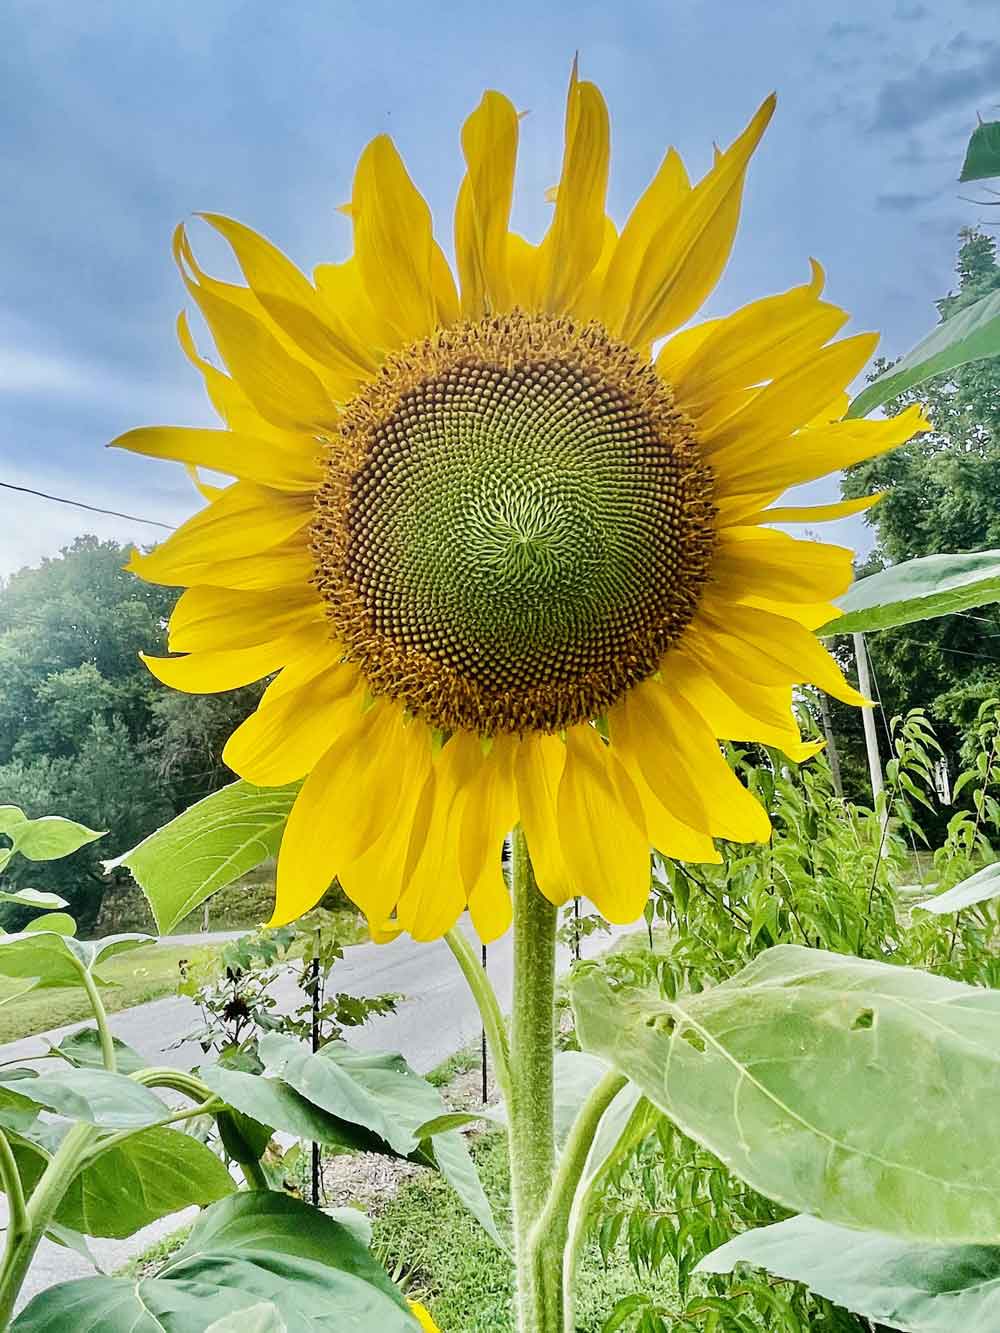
[8, 815, 104, 862]
[105, 779, 299, 933]
[12, 1191, 421, 1332]
[0, 930, 153, 990]
[960, 118, 1000, 182]
[572, 945, 1000, 1243]
[917, 863, 1000, 915]
[848, 286, 1000, 418]
[0, 1068, 167, 1129]
[817, 550, 1000, 636]
[0, 888, 68, 911]
[48, 1026, 146, 1075]
[699, 1214, 1000, 1332]
[259, 1036, 502, 1246]
[9, 1125, 235, 1239]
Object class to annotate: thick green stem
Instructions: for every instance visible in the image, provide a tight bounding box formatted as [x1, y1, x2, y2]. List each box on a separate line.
[0, 1130, 27, 1267]
[77, 966, 116, 1073]
[0, 1122, 98, 1330]
[508, 826, 560, 1333]
[444, 926, 512, 1106]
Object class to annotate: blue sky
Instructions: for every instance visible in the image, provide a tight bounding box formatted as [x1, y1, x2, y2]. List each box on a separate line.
[2, 0, 998, 575]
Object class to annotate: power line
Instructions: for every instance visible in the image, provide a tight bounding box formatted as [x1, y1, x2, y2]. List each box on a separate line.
[0, 481, 175, 530]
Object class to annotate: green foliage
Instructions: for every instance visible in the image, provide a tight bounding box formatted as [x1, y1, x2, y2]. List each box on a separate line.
[12, 1192, 421, 1332]
[818, 550, 1000, 635]
[701, 1214, 1000, 1332]
[108, 779, 301, 933]
[960, 118, 1000, 182]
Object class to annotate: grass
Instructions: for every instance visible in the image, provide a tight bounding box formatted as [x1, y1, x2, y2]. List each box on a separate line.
[372, 1129, 679, 1332]
[0, 942, 220, 1045]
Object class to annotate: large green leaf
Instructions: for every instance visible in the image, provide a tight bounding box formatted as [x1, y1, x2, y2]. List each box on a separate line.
[206, 1306, 286, 1333]
[48, 1026, 146, 1075]
[0, 1068, 167, 1129]
[699, 1214, 1000, 1332]
[848, 286, 1000, 418]
[817, 550, 1000, 636]
[13, 1191, 420, 1332]
[40, 1126, 234, 1238]
[572, 945, 1000, 1242]
[960, 119, 1000, 182]
[0, 931, 153, 990]
[0, 889, 68, 911]
[105, 780, 299, 933]
[259, 1036, 502, 1245]
[917, 863, 1000, 915]
[8, 816, 104, 862]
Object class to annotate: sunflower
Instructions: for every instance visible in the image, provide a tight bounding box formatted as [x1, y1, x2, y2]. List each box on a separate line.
[117, 69, 926, 944]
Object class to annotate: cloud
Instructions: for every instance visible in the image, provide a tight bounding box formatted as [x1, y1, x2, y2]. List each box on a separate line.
[876, 190, 939, 210]
[873, 42, 1000, 131]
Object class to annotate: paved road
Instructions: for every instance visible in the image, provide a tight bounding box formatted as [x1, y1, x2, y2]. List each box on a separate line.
[1, 918, 634, 1310]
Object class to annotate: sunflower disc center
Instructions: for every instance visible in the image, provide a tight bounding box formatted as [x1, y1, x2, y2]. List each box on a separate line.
[311, 312, 716, 735]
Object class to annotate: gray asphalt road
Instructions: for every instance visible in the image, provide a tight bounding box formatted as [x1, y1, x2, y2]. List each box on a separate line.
[1, 917, 634, 1311]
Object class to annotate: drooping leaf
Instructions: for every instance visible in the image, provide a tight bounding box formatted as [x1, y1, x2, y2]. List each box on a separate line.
[960, 119, 1000, 182]
[48, 1027, 146, 1075]
[848, 286, 1000, 418]
[699, 1214, 1000, 1332]
[13, 1192, 421, 1332]
[572, 945, 1000, 1242]
[0, 889, 68, 911]
[916, 863, 1000, 915]
[0, 1068, 167, 1130]
[411, 1109, 506, 1139]
[817, 550, 1000, 636]
[425, 1124, 505, 1249]
[8, 816, 105, 862]
[105, 779, 299, 934]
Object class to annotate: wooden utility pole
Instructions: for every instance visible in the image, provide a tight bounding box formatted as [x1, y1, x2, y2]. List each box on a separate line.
[852, 632, 884, 806]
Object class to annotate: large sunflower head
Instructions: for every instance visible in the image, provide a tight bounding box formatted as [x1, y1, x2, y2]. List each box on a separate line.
[117, 68, 927, 943]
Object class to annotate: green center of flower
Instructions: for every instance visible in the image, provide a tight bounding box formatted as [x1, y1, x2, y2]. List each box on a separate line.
[312, 312, 716, 735]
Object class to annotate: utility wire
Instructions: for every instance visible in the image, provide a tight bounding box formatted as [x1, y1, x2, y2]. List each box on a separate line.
[0, 481, 175, 530]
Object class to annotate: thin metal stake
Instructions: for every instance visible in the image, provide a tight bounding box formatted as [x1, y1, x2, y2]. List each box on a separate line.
[481, 944, 489, 1105]
[310, 937, 321, 1207]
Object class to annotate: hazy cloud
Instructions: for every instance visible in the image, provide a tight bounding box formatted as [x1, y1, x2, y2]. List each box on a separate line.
[876, 189, 938, 210]
[873, 42, 1000, 131]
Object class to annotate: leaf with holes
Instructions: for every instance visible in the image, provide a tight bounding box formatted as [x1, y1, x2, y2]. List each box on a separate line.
[572, 945, 1000, 1242]
[699, 1214, 1000, 1332]
[817, 550, 1000, 636]
[105, 780, 299, 933]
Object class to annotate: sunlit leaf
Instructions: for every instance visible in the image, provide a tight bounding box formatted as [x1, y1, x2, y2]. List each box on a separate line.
[105, 780, 298, 933]
[0, 889, 69, 911]
[817, 550, 1000, 635]
[848, 286, 1000, 418]
[699, 1214, 1000, 1332]
[9, 816, 104, 862]
[573, 945, 1000, 1242]
[916, 863, 1000, 915]
[23, 914, 76, 937]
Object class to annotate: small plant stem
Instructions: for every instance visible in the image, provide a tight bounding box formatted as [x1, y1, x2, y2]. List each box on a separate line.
[81, 1098, 224, 1166]
[76, 965, 116, 1073]
[508, 826, 560, 1333]
[241, 1156, 269, 1190]
[0, 1131, 27, 1261]
[0, 1122, 98, 1329]
[444, 926, 512, 1106]
[130, 1067, 215, 1102]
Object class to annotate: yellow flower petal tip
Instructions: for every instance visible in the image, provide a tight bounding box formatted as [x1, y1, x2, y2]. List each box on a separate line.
[122, 72, 922, 942]
[408, 1301, 441, 1331]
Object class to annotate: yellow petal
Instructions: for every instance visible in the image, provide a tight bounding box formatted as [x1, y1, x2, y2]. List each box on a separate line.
[714, 404, 929, 499]
[223, 666, 362, 784]
[313, 255, 396, 359]
[111, 426, 321, 493]
[698, 600, 867, 706]
[176, 312, 298, 445]
[613, 681, 771, 843]
[740, 492, 884, 526]
[140, 641, 288, 693]
[515, 734, 575, 908]
[408, 1302, 441, 1332]
[557, 726, 651, 924]
[457, 736, 517, 894]
[534, 66, 610, 314]
[702, 333, 879, 459]
[175, 225, 337, 433]
[467, 873, 513, 943]
[351, 135, 457, 343]
[455, 91, 519, 318]
[199, 213, 375, 384]
[711, 528, 855, 604]
[601, 147, 691, 334]
[168, 585, 324, 653]
[618, 96, 775, 347]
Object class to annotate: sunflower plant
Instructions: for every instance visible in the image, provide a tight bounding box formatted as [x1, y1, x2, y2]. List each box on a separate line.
[99, 67, 1000, 1333]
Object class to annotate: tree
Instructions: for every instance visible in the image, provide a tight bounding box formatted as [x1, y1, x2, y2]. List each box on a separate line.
[0, 536, 260, 928]
[838, 228, 1000, 796]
